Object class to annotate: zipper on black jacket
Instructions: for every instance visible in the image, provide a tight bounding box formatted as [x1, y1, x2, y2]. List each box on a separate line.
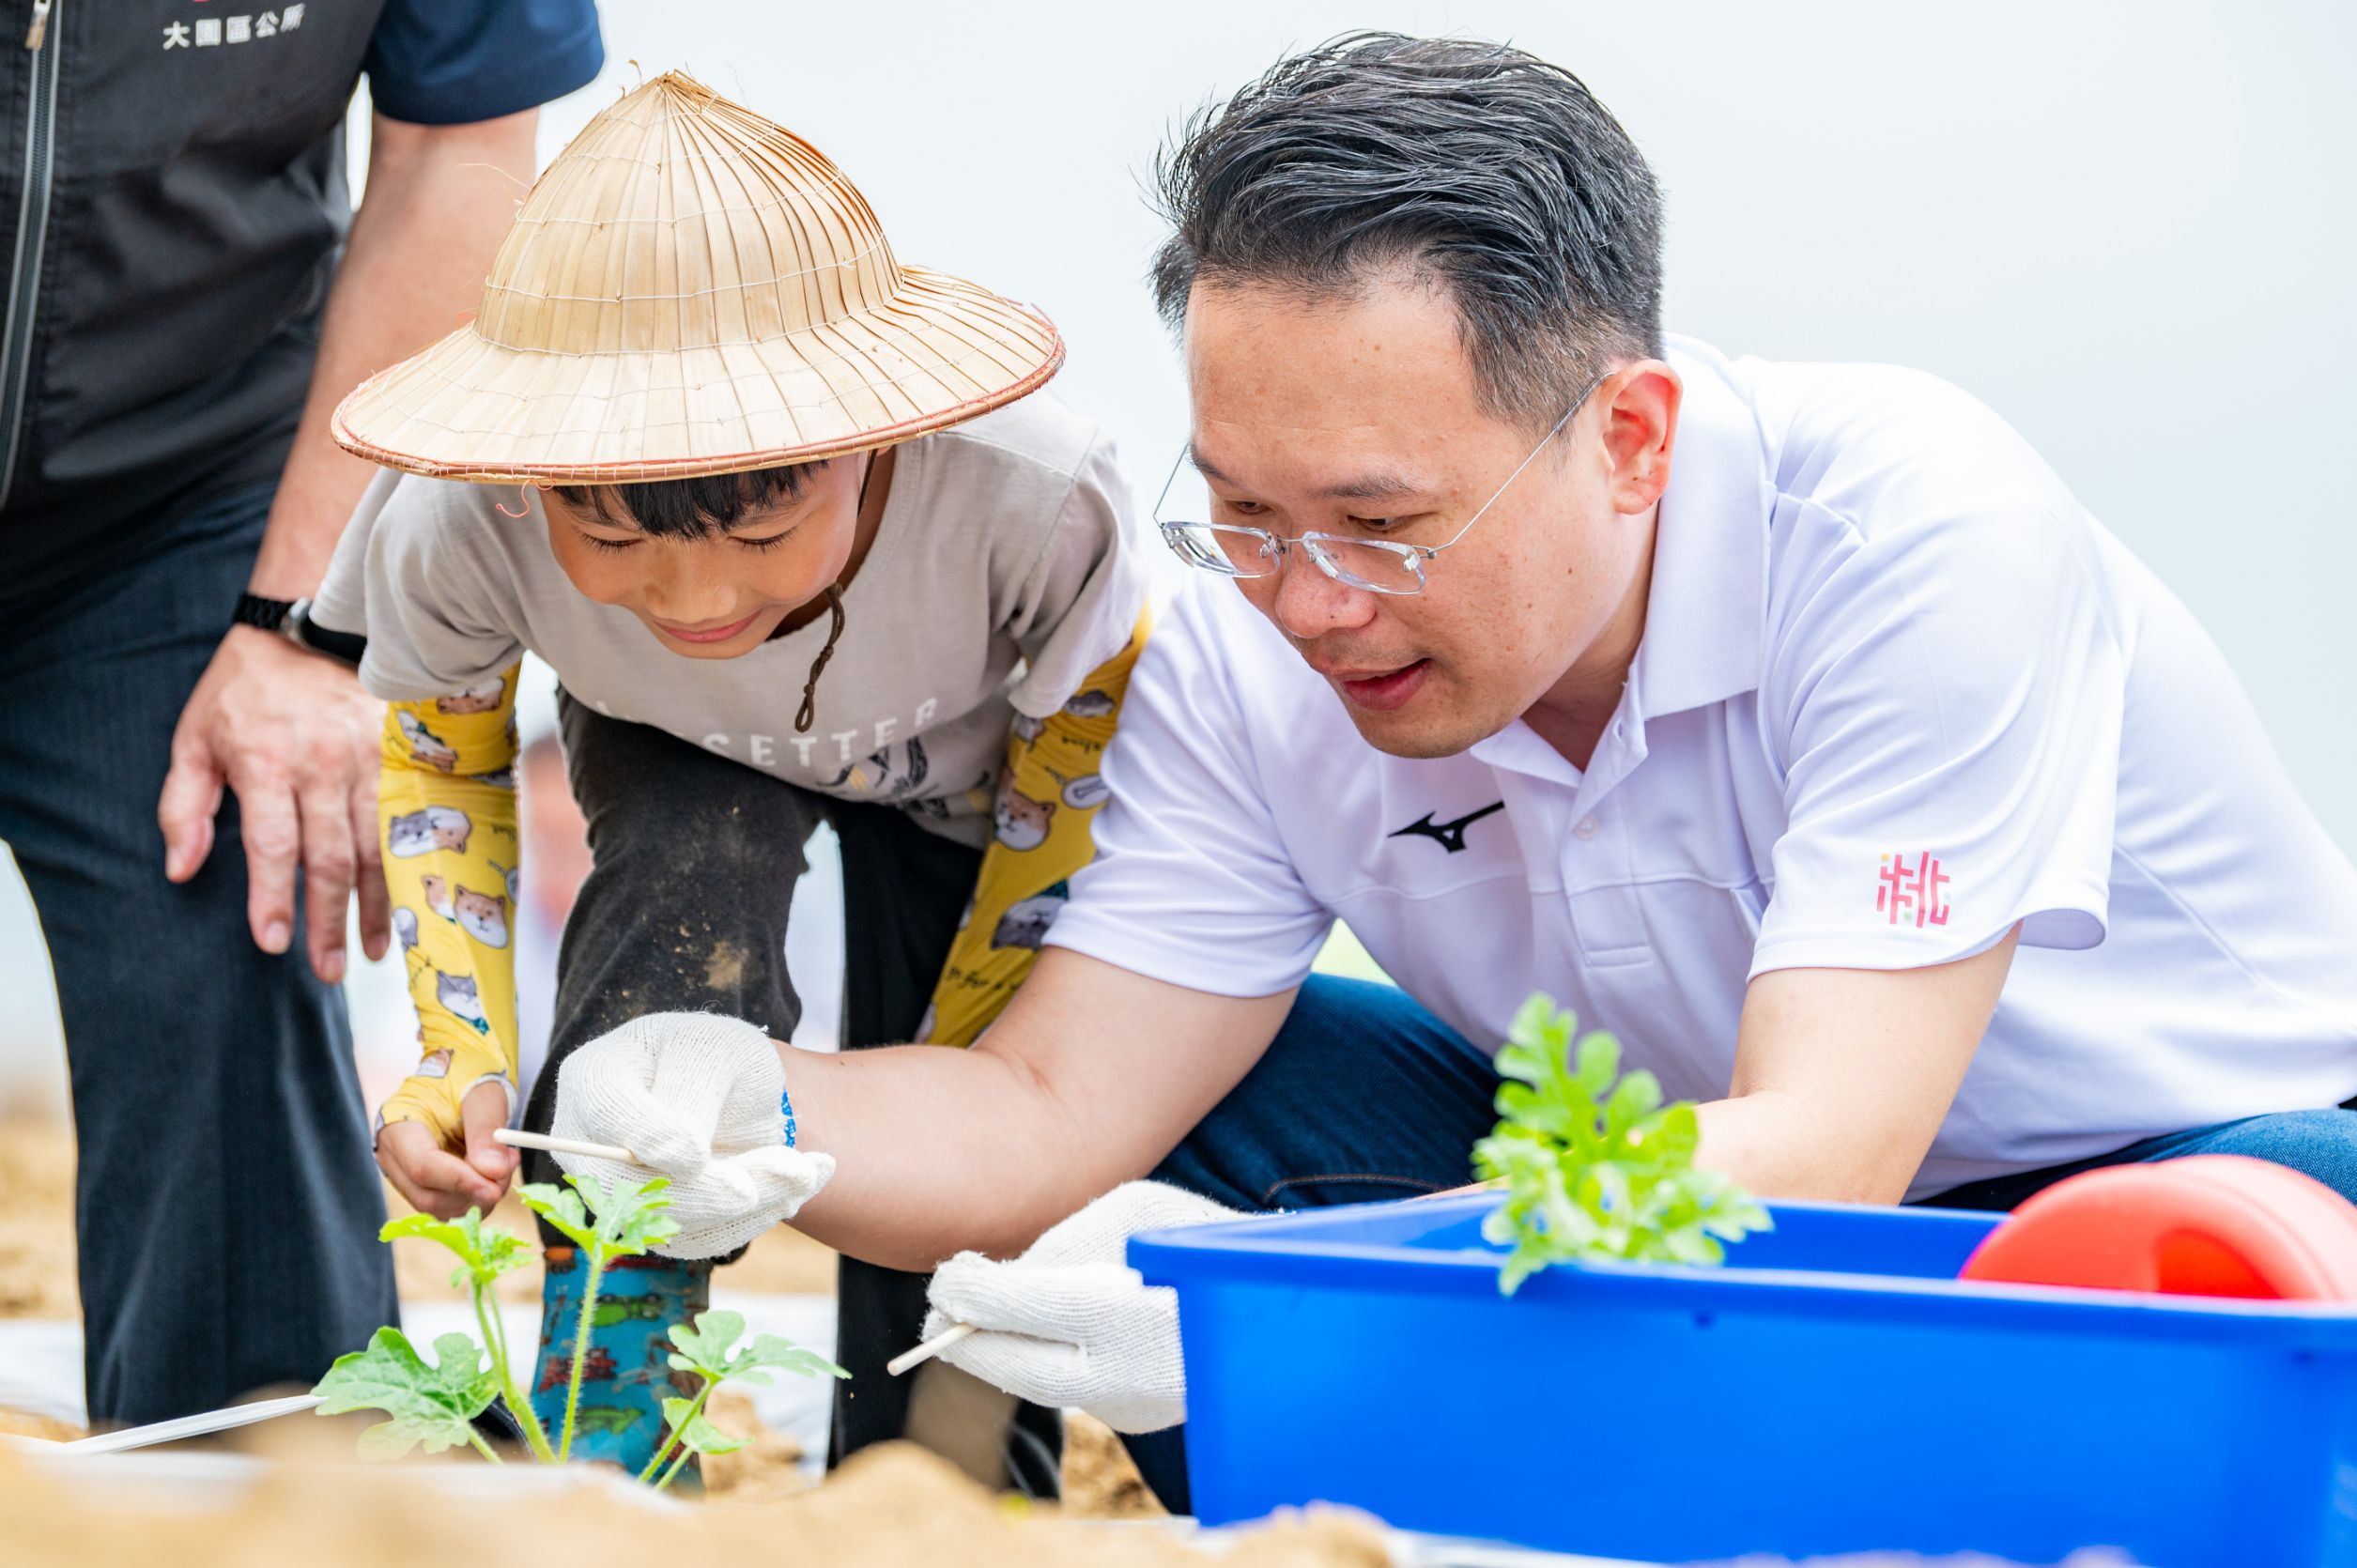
[0, 0, 61, 512]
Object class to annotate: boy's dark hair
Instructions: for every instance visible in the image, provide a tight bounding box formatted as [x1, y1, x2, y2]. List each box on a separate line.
[553, 460, 824, 539]
[1151, 33, 1664, 429]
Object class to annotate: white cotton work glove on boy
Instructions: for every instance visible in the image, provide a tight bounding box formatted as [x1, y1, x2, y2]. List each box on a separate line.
[549, 1011, 833, 1259]
[924, 1180, 1248, 1434]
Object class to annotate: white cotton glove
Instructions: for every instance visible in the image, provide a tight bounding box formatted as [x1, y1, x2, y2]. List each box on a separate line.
[548, 1011, 834, 1259]
[924, 1181, 1248, 1434]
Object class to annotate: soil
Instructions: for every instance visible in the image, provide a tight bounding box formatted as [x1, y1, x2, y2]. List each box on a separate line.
[0, 1391, 1161, 1520]
[0, 1435, 1390, 1568]
[1060, 1411, 1166, 1519]
[0, 1406, 79, 1441]
[3, 1122, 2108, 1560]
[0, 1122, 78, 1320]
[0, 1118, 1157, 1515]
[685, 1375, 1160, 1518]
[700, 1384, 808, 1503]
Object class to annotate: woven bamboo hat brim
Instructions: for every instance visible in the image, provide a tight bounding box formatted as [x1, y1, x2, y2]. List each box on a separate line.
[332, 72, 1063, 484]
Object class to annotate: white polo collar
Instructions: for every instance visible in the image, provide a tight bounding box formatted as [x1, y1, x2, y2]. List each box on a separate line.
[1627, 339, 1774, 725]
[1469, 341, 1773, 795]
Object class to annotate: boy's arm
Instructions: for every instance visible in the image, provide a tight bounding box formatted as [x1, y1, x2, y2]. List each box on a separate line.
[919, 425, 1149, 1041]
[927, 612, 1149, 1047]
[373, 666, 526, 1219]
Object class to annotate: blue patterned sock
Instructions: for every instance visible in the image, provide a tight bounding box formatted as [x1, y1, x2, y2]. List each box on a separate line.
[531, 1247, 712, 1475]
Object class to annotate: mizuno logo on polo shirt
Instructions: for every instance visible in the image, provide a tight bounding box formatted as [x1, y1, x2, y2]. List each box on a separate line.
[1388, 801, 1505, 854]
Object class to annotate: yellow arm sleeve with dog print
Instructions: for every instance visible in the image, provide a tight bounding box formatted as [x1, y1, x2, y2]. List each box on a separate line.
[927, 612, 1148, 1047]
[375, 666, 523, 1150]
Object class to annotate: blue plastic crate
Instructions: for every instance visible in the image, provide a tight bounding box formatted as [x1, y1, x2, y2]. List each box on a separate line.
[1130, 1194, 2357, 1565]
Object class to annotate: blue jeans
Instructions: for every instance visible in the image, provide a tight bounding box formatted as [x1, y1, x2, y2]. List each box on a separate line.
[1125, 975, 2357, 1512]
[0, 481, 394, 1424]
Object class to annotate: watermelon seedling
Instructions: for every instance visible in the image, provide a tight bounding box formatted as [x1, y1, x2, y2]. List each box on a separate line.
[311, 1171, 845, 1481]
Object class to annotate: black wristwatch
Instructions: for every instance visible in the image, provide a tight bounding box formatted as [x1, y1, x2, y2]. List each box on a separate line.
[233, 592, 368, 669]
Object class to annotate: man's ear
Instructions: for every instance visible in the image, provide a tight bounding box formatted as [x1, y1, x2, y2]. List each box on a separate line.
[1599, 361, 1682, 516]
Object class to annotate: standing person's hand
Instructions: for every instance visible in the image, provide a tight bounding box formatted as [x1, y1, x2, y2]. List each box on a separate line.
[158, 625, 392, 984]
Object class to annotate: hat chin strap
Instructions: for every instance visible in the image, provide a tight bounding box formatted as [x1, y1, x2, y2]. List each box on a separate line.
[794, 586, 846, 735]
[792, 451, 876, 735]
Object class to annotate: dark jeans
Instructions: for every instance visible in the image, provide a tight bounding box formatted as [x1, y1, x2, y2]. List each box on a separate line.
[1125, 974, 2357, 1512]
[0, 480, 394, 1426]
[519, 693, 1060, 1494]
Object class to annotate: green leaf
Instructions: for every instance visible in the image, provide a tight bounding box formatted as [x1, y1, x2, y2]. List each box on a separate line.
[1659, 1222, 1723, 1266]
[312, 1328, 496, 1459]
[666, 1314, 850, 1385]
[523, 1173, 680, 1268]
[660, 1396, 745, 1456]
[1653, 1101, 1702, 1162]
[380, 1208, 532, 1292]
[1508, 992, 1559, 1049]
[378, 1211, 464, 1249]
[569, 1173, 681, 1259]
[518, 1181, 595, 1250]
[736, 1331, 851, 1383]
[1473, 994, 1772, 1293]
[665, 1310, 747, 1378]
[1572, 1030, 1621, 1098]
[1702, 1188, 1774, 1242]
[1603, 1068, 1663, 1136]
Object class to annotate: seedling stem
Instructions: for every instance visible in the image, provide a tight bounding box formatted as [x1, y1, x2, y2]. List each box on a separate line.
[558, 1248, 608, 1463]
[315, 1174, 842, 1482]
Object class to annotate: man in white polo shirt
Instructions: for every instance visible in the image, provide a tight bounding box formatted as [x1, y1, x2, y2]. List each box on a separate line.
[543, 33, 2357, 1507]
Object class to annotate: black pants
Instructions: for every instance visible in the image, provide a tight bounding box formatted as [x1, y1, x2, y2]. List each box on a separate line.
[0, 481, 395, 1425]
[520, 693, 1060, 1492]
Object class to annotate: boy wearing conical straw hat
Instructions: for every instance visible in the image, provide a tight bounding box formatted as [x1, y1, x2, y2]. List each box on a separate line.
[310, 72, 1143, 1480]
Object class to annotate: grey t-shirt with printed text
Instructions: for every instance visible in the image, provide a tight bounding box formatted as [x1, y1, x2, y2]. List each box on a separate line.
[314, 393, 1145, 850]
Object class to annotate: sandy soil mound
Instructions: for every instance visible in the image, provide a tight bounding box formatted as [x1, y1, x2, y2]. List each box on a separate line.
[0, 1122, 77, 1320]
[700, 1384, 808, 1503]
[0, 1437, 1388, 1568]
[3, 1117, 1152, 1516]
[0, 1406, 79, 1441]
[1061, 1410, 1165, 1519]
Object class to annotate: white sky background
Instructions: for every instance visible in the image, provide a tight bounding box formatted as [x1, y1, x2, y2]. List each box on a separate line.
[3, 1, 2351, 1107]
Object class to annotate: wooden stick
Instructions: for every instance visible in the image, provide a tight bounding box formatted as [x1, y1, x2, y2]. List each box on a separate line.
[887, 1322, 977, 1377]
[493, 1128, 638, 1164]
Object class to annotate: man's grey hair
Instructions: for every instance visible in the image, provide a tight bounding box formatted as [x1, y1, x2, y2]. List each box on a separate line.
[1151, 33, 1665, 430]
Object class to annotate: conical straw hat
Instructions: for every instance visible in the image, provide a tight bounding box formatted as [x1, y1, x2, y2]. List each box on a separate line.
[333, 72, 1063, 484]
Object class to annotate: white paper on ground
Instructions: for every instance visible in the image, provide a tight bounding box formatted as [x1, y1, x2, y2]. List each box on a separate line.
[55, 1393, 321, 1453]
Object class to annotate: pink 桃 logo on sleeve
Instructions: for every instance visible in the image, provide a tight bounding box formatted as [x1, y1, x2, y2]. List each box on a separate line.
[1876, 852, 1951, 928]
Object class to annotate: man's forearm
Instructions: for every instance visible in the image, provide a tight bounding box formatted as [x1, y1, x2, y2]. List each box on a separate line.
[1694, 1088, 1918, 1205]
[1696, 933, 2021, 1205]
[245, 111, 537, 597]
[781, 948, 1293, 1273]
[781, 1041, 1093, 1270]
